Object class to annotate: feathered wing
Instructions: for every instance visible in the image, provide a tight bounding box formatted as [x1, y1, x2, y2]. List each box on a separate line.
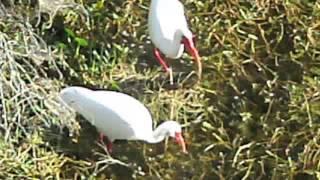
[149, 0, 191, 58]
[60, 87, 138, 141]
[60, 87, 100, 120]
[93, 90, 154, 140]
[175, 1, 190, 34]
[60, 87, 156, 141]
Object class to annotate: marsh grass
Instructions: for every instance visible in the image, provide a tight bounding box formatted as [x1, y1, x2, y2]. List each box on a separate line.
[0, 0, 320, 179]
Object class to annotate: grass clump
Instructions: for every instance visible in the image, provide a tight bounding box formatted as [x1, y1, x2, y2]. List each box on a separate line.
[0, 0, 320, 179]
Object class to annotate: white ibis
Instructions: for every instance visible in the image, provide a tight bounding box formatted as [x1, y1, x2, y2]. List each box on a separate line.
[148, 0, 201, 83]
[59, 86, 187, 153]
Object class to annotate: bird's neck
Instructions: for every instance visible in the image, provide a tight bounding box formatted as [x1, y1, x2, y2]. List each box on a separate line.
[146, 121, 171, 143]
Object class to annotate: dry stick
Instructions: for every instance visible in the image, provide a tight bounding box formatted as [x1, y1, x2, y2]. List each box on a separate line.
[304, 93, 313, 128]
[0, 33, 9, 138]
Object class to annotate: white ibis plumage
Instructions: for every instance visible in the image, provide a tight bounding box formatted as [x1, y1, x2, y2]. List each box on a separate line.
[148, 0, 201, 83]
[59, 86, 187, 153]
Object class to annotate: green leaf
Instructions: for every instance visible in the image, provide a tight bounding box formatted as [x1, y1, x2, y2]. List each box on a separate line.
[96, 0, 105, 10]
[64, 28, 75, 38]
[75, 37, 88, 47]
[110, 81, 121, 91]
[57, 42, 67, 49]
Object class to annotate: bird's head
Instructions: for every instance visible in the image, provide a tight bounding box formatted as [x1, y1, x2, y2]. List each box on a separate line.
[181, 35, 202, 79]
[164, 121, 187, 153]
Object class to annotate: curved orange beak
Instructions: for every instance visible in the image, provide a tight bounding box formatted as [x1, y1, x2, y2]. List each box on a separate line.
[182, 37, 202, 79]
[175, 132, 187, 153]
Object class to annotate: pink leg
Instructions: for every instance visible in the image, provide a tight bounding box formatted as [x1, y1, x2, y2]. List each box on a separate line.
[153, 48, 174, 84]
[153, 48, 170, 72]
[100, 133, 113, 153]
